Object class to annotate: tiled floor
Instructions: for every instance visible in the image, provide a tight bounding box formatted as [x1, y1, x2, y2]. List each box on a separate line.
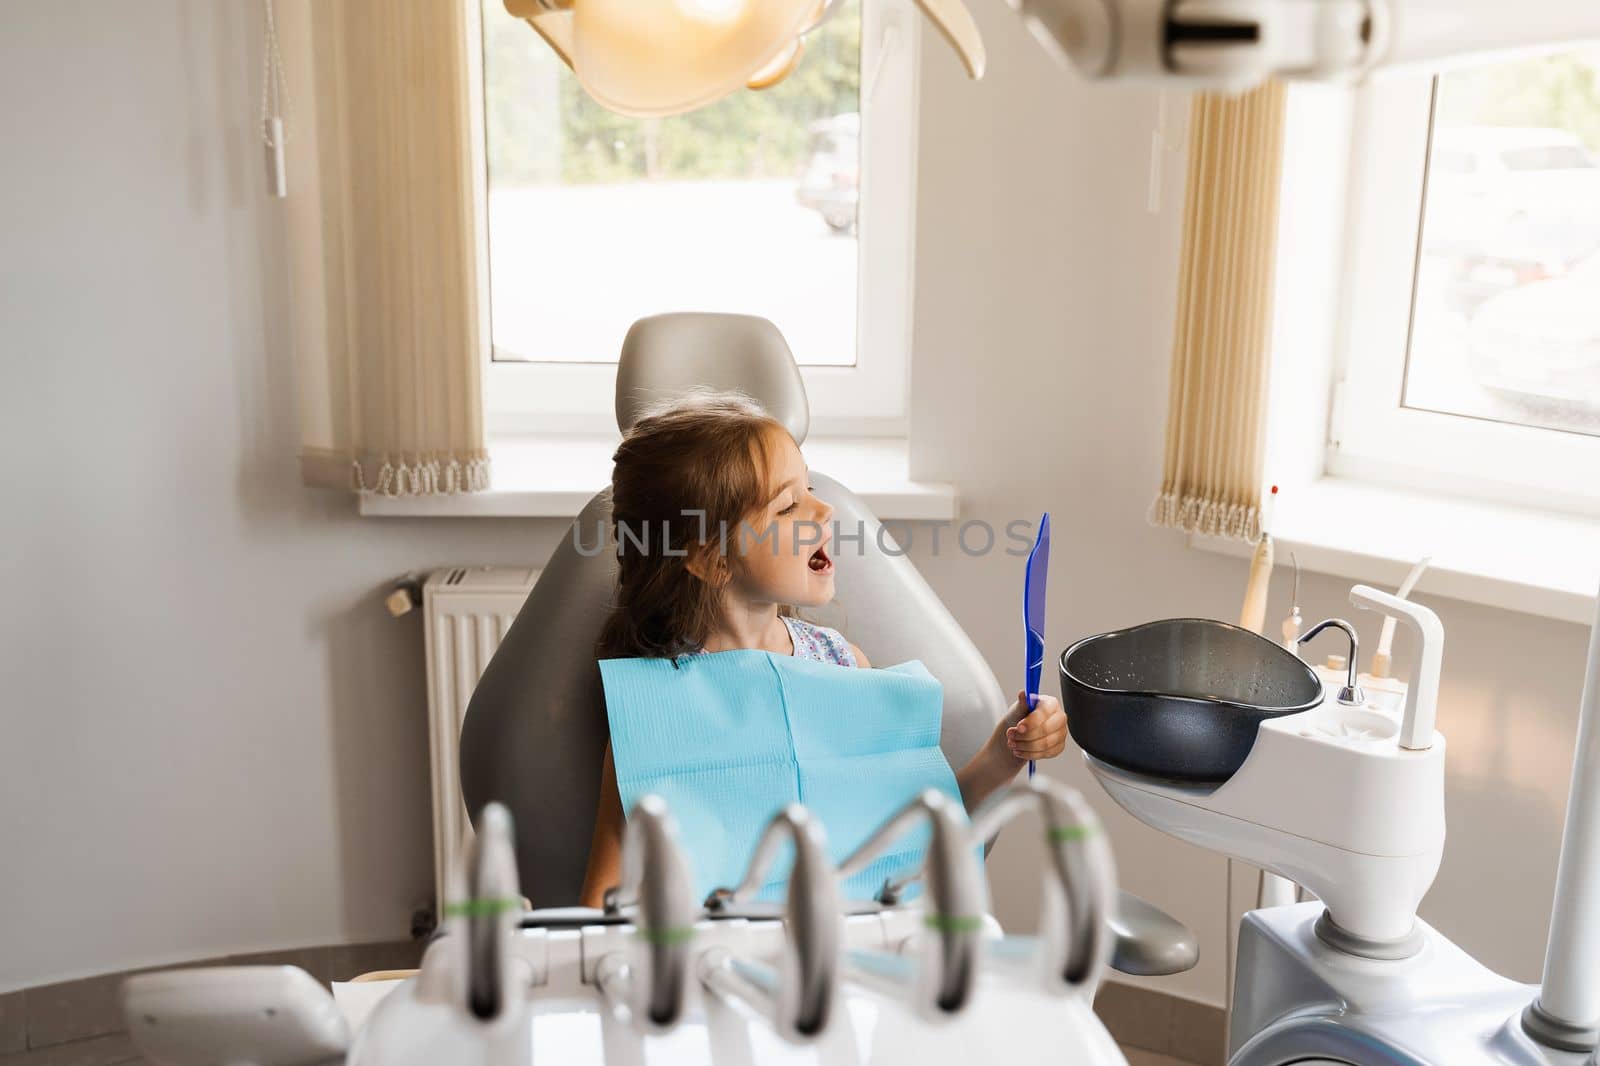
[0, 1034, 142, 1065]
[1094, 980, 1224, 1064]
[1123, 1049, 1203, 1066]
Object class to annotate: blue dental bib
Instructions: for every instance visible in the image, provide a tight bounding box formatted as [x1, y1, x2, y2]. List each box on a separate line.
[599, 651, 968, 902]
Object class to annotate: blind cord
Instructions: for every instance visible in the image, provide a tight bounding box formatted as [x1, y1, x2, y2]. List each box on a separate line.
[261, 0, 289, 198]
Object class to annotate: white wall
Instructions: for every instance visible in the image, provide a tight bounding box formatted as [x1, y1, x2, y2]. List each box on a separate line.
[1, 0, 1592, 1007]
[0, 1, 569, 992]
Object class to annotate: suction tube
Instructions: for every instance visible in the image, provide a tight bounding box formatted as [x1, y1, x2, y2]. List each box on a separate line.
[1525, 582, 1600, 1052]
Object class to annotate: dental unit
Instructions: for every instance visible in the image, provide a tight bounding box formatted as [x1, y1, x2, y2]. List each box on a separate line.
[1063, 579, 1600, 1064]
[1069, 588, 1445, 955]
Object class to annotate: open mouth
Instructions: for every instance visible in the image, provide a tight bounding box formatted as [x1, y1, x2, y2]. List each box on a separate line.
[808, 545, 833, 575]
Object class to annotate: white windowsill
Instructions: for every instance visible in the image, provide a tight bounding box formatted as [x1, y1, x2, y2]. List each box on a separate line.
[1188, 478, 1600, 626]
[358, 435, 959, 522]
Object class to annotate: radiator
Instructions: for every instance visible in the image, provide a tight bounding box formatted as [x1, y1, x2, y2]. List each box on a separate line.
[422, 566, 540, 914]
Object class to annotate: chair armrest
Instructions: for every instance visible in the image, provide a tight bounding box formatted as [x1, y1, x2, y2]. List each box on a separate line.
[1108, 891, 1199, 976]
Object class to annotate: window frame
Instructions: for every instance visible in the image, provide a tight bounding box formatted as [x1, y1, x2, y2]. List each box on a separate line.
[1329, 71, 1600, 519]
[463, 0, 922, 438]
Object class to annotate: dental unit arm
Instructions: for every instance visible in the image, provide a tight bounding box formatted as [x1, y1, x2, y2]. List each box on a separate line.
[1525, 588, 1600, 1052]
[1004, 0, 1600, 93]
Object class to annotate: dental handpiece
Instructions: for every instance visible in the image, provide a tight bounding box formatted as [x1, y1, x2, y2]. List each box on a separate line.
[837, 789, 988, 1017]
[700, 805, 842, 1040]
[596, 795, 698, 1030]
[970, 776, 1116, 995]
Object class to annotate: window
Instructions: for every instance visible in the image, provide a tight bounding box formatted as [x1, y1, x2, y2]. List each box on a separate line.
[467, 0, 920, 436]
[1407, 69, 1600, 441]
[1331, 49, 1600, 517]
[1200, 76, 1599, 623]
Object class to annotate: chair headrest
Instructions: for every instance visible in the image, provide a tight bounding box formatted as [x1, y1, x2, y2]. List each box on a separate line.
[615, 313, 810, 444]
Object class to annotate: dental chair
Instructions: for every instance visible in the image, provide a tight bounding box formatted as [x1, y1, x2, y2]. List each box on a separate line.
[117, 313, 1189, 1066]
[457, 311, 1195, 977]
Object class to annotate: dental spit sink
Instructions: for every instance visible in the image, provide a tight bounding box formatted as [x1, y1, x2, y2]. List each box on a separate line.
[1064, 588, 1450, 957]
[1059, 618, 1323, 783]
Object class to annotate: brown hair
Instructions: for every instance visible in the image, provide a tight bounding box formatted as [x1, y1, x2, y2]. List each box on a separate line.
[598, 392, 789, 660]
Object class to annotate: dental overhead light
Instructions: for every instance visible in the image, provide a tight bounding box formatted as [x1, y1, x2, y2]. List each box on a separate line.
[502, 0, 984, 117]
[500, 0, 830, 117]
[505, 0, 1600, 116]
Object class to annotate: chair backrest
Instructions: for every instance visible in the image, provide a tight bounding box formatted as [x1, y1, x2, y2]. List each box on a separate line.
[458, 313, 1007, 905]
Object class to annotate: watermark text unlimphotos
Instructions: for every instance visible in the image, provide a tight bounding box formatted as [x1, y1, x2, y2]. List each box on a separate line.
[572, 513, 1040, 559]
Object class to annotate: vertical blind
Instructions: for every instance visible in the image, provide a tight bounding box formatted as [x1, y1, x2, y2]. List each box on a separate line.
[1150, 82, 1287, 542]
[283, 0, 490, 496]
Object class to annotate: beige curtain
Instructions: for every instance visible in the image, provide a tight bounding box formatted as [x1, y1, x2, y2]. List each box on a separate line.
[1150, 82, 1287, 542]
[283, 0, 490, 496]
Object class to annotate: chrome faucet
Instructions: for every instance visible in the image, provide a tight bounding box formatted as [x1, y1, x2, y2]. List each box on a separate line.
[594, 794, 698, 1030]
[701, 805, 842, 1041]
[1299, 618, 1366, 705]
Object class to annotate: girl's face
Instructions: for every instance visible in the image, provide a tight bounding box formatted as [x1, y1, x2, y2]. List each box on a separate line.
[729, 430, 835, 607]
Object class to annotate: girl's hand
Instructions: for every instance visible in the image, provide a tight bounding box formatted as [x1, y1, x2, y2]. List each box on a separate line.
[958, 692, 1071, 811]
[998, 690, 1069, 765]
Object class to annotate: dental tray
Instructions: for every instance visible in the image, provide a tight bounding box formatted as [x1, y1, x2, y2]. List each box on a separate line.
[1059, 618, 1323, 783]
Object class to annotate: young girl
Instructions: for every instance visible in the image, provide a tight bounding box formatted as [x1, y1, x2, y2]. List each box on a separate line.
[580, 392, 1068, 907]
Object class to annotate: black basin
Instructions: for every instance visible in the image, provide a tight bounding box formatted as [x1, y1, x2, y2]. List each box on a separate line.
[1059, 618, 1324, 784]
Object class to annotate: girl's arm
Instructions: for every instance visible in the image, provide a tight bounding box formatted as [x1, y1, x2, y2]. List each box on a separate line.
[579, 742, 625, 909]
[956, 732, 1026, 811]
